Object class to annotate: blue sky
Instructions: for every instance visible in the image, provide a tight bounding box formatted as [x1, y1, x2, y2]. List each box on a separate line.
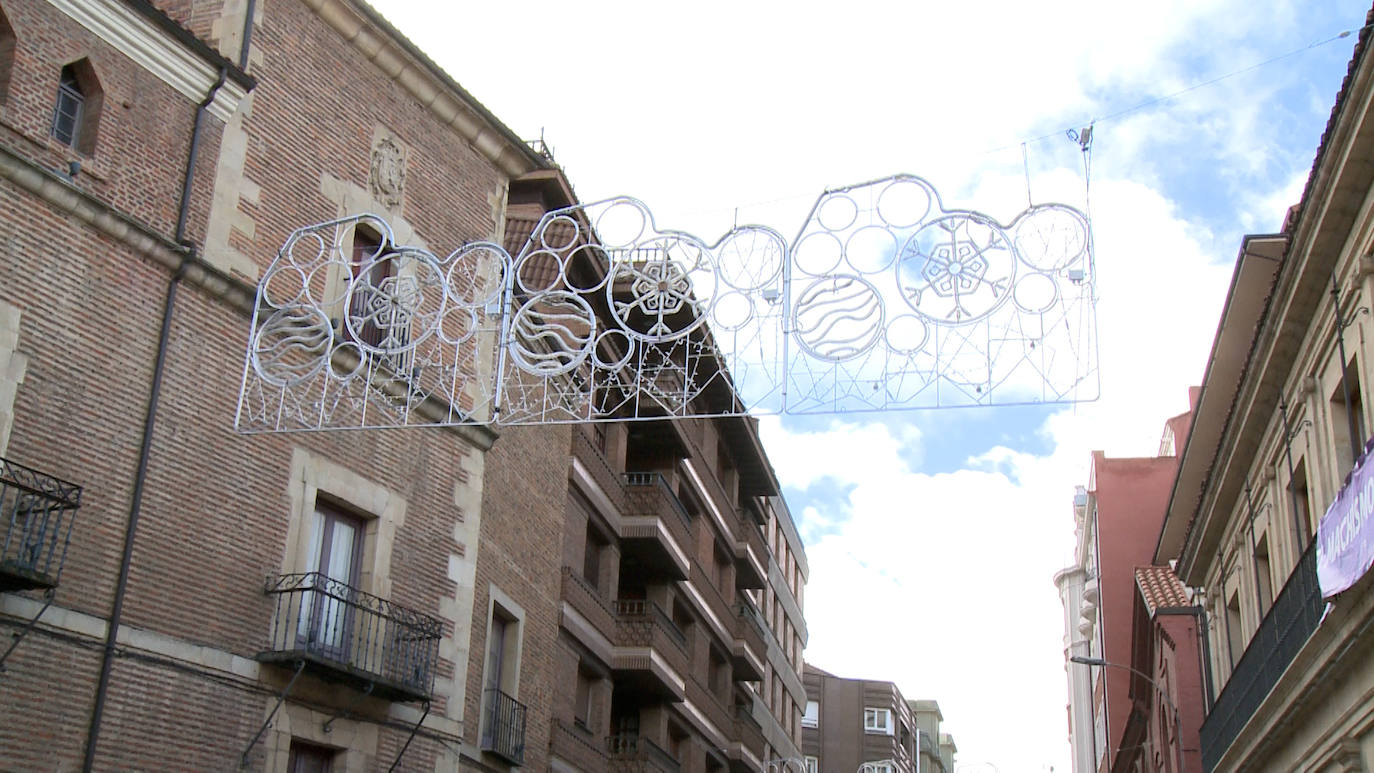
[368, 1, 1368, 768]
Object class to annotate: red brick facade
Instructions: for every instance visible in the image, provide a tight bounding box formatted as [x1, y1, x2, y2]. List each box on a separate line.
[0, 0, 541, 769]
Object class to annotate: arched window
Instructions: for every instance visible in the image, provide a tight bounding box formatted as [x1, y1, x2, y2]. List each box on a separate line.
[50, 59, 101, 154]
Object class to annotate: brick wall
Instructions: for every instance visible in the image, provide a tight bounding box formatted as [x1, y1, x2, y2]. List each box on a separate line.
[0, 0, 535, 769]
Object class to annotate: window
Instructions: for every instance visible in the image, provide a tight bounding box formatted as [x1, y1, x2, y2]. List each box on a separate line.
[1225, 590, 1244, 668]
[804, 757, 819, 773]
[287, 740, 336, 773]
[802, 699, 819, 728]
[51, 66, 82, 146]
[1254, 532, 1273, 615]
[1329, 355, 1366, 477]
[864, 706, 893, 734]
[1289, 458, 1313, 552]
[574, 666, 595, 729]
[299, 500, 365, 658]
[50, 60, 101, 154]
[860, 763, 894, 773]
[583, 523, 607, 591]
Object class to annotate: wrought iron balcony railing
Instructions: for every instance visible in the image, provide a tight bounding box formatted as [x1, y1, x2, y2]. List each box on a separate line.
[0, 456, 82, 591]
[1200, 541, 1322, 770]
[258, 572, 441, 701]
[481, 687, 527, 765]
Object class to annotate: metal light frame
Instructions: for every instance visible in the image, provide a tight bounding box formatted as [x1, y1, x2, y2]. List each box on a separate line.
[236, 175, 1098, 432]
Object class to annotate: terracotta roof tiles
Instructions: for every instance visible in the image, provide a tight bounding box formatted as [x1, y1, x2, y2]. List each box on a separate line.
[1136, 565, 1191, 615]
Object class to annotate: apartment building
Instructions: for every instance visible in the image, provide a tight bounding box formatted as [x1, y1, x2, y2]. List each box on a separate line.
[1054, 407, 1206, 773]
[801, 664, 955, 773]
[454, 168, 810, 772]
[1149, 8, 1374, 769]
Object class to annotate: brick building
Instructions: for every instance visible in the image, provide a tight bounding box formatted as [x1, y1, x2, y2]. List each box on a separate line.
[800, 665, 955, 773]
[453, 168, 811, 771]
[0, 1, 808, 770]
[1054, 409, 1206, 773]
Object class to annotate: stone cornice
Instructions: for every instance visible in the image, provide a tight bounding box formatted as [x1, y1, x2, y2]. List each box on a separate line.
[301, 0, 546, 180]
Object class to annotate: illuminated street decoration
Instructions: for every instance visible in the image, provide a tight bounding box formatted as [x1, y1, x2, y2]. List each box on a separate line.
[235, 175, 1097, 432]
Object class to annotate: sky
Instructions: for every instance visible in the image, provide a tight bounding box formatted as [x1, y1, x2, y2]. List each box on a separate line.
[367, 1, 1369, 769]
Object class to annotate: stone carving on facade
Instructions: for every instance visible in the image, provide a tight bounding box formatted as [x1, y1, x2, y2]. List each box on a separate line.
[369, 136, 406, 209]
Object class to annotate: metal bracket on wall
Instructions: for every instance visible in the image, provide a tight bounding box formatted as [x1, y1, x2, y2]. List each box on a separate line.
[0, 587, 56, 673]
[387, 699, 430, 773]
[321, 680, 373, 733]
[238, 659, 305, 769]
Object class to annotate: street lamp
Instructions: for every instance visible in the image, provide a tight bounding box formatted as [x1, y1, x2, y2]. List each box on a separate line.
[1070, 655, 1186, 772]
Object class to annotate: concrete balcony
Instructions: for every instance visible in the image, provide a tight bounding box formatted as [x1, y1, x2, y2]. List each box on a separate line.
[731, 600, 769, 681]
[728, 703, 767, 771]
[621, 472, 692, 580]
[607, 732, 680, 773]
[612, 598, 689, 701]
[572, 428, 629, 512]
[561, 567, 616, 644]
[732, 513, 767, 590]
[550, 719, 609, 771]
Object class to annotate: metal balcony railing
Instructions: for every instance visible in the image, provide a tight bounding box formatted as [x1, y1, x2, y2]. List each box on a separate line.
[481, 687, 527, 765]
[613, 598, 688, 649]
[259, 572, 441, 701]
[1200, 541, 1322, 770]
[607, 732, 680, 772]
[0, 456, 82, 591]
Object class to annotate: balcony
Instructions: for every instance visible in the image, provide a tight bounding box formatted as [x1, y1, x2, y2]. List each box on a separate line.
[607, 731, 680, 773]
[729, 703, 766, 770]
[573, 428, 628, 513]
[551, 719, 609, 771]
[258, 572, 442, 702]
[621, 472, 692, 580]
[612, 598, 689, 700]
[561, 567, 616, 642]
[732, 600, 769, 681]
[0, 456, 82, 592]
[1200, 542, 1322, 770]
[482, 687, 528, 765]
[733, 513, 767, 589]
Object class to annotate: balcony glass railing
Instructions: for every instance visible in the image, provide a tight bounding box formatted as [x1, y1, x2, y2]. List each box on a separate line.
[1200, 541, 1322, 770]
[0, 456, 82, 591]
[259, 572, 442, 701]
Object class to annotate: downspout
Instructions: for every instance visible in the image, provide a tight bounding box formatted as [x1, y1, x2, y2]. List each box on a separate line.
[1188, 604, 1215, 714]
[81, 67, 228, 773]
[239, 0, 256, 71]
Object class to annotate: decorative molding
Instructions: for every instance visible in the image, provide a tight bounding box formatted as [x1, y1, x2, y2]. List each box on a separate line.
[45, 0, 248, 121]
[369, 135, 407, 209]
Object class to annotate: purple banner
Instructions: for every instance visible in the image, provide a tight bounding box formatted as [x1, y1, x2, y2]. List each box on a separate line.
[1317, 443, 1374, 598]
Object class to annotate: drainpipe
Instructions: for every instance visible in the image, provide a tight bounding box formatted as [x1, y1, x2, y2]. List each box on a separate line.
[240, 0, 256, 71]
[81, 67, 228, 773]
[1188, 604, 1215, 714]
